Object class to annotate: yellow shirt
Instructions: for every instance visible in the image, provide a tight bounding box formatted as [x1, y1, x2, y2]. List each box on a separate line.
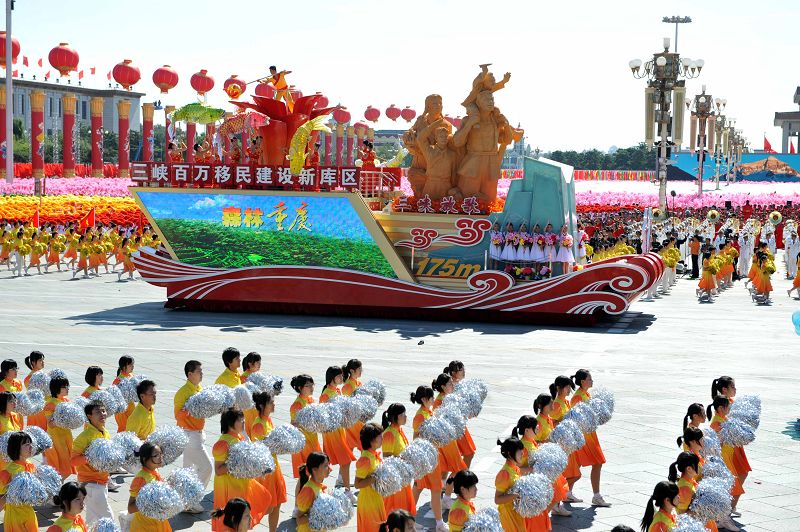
[72, 424, 111, 484]
[174, 380, 205, 431]
[215, 368, 242, 388]
[126, 403, 156, 440]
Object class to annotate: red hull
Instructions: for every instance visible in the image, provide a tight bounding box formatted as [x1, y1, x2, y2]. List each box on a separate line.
[133, 249, 664, 325]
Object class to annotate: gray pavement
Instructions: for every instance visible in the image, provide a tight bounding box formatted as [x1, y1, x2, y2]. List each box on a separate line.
[0, 262, 798, 531]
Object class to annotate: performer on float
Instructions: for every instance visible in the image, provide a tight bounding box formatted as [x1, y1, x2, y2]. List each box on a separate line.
[224, 138, 243, 165]
[359, 140, 377, 170]
[517, 222, 531, 266]
[306, 142, 321, 167]
[555, 225, 575, 275]
[543, 223, 557, 271]
[318, 366, 356, 504]
[531, 224, 545, 276]
[381, 403, 415, 516]
[251, 391, 286, 532]
[500, 222, 517, 266]
[295, 452, 331, 532]
[355, 422, 388, 532]
[266, 66, 294, 112]
[168, 141, 186, 163]
[489, 221, 503, 270]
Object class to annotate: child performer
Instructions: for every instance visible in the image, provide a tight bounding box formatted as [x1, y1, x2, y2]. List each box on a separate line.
[411, 385, 447, 532]
[431, 373, 467, 509]
[319, 366, 356, 503]
[442, 361, 477, 469]
[342, 359, 364, 452]
[126, 442, 171, 531]
[550, 375, 582, 502]
[667, 452, 719, 532]
[0, 359, 23, 393]
[289, 375, 322, 478]
[43, 377, 76, 480]
[532, 395, 571, 518]
[381, 403, 415, 516]
[570, 369, 611, 507]
[81, 366, 104, 398]
[71, 401, 115, 525]
[215, 347, 243, 388]
[46, 481, 88, 532]
[174, 360, 213, 514]
[512, 415, 558, 529]
[355, 423, 388, 531]
[112, 356, 135, 432]
[295, 452, 332, 532]
[447, 470, 478, 532]
[211, 497, 252, 532]
[23, 351, 47, 430]
[251, 392, 287, 532]
[494, 437, 530, 531]
[126, 379, 157, 440]
[241, 352, 262, 438]
[640, 481, 678, 532]
[380, 510, 417, 532]
[0, 431, 42, 530]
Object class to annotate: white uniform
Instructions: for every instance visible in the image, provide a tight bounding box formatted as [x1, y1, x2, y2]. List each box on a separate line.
[785, 236, 800, 278]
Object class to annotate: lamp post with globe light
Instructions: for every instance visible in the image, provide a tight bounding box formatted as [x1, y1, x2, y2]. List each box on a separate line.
[687, 87, 722, 198]
[629, 37, 703, 210]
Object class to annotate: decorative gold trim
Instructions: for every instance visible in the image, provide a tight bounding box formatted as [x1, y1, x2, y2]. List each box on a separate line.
[90, 97, 104, 117]
[117, 99, 131, 119]
[142, 102, 155, 121]
[129, 187, 417, 283]
[30, 91, 46, 112]
[61, 93, 77, 115]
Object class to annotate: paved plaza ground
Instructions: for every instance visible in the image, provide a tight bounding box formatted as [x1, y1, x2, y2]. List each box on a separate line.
[0, 260, 798, 531]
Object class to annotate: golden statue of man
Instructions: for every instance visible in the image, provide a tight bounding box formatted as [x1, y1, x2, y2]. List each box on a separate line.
[415, 118, 457, 199]
[402, 94, 452, 197]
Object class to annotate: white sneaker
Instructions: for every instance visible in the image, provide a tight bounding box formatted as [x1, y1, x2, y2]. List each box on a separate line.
[718, 515, 740, 531]
[730, 508, 741, 518]
[591, 494, 611, 507]
[441, 494, 453, 510]
[551, 503, 572, 516]
[435, 522, 449, 532]
[565, 491, 583, 503]
[184, 503, 204, 514]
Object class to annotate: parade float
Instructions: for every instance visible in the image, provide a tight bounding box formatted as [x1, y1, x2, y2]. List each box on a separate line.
[131, 66, 663, 324]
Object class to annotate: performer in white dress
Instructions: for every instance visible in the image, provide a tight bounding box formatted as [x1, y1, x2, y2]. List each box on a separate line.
[543, 223, 556, 265]
[500, 221, 517, 264]
[554, 225, 575, 274]
[530, 223, 545, 268]
[489, 221, 503, 268]
[517, 223, 531, 264]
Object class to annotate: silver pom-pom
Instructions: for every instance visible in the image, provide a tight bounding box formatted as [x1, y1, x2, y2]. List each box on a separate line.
[308, 487, 354, 530]
[50, 401, 87, 429]
[107, 386, 126, 409]
[166, 467, 205, 508]
[86, 438, 128, 472]
[435, 405, 466, 439]
[418, 415, 456, 448]
[463, 507, 503, 532]
[689, 477, 732, 522]
[399, 439, 438, 479]
[227, 440, 276, 479]
[444, 390, 483, 419]
[701, 427, 722, 458]
[25, 426, 52, 455]
[14, 389, 45, 416]
[353, 380, 387, 406]
[330, 396, 361, 428]
[372, 456, 414, 496]
[455, 379, 489, 402]
[702, 456, 734, 491]
[353, 394, 378, 423]
[6, 472, 48, 506]
[89, 517, 121, 532]
[319, 402, 344, 432]
[587, 397, 613, 426]
[27, 371, 51, 394]
[263, 424, 306, 455]
[147, 425, 189, 465]
[563, 402, 598, 434]
[35, 464, 62, 496]
[136, 480, 184, 521]
[730, 395, 761, 430]
[117, 375, 149, 405]
[532, 443, 568, 481]
[48, 368, 68, 381]
[672, 514, 707, 532]
[510, 472, 553, 517]
[73, 396, 90, 411]
[245, 372, 284, 395]
[232, 384, 255, 411]
[591, 387, 615, 413]
[0, 432, 10, 462]
[550, 420, 585, 454]
[295, 404, 334, 433]
[113, 431, 143, 472]
[719, 418, 756, 447]
[89, 389, 124, 416]
[185, 384, 235, 418]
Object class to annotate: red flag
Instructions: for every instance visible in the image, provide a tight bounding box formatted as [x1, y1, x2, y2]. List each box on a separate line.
[106, 71, 111, 81]
[37, 58, 42, 67]
[31, 208, 40, 228]
[764, 136, 776, 154]
[792, 141, 797, 155]
[79, 208, 96, 231]
[78, 70, 84, 80]
[90, 67, 96, 75]
[44, 71, 51, 80]
[12, 70, 18, 77]
[22, 56, 28, 67]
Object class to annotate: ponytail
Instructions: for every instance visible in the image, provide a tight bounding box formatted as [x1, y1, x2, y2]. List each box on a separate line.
[640, 495, 657, 532]
[382, 403, 405, 430]
[410, 386, 433, 405]
[550, 375, 574, 399]
[379, 509, 415, 532]
[707, 395, 730, 419]
[299, 452, 328, 488]
[342, 359, 362, 382]
[667, 461, 679, 482]
[710, 378, 720, 400]
[24, 351, 44, 371]
[668, 452, 699, 482]
[117, 355, 134, 377]
[512, 415, 537, 439]
[533, 393, 552, 415]
[683, 403, 704, 431]
[677, 426, 703, 449]
[431, 373, 451, 393]
[640, 481, 678, 532]
[712, 376, 734, 399]
[571, 369, 591, 388]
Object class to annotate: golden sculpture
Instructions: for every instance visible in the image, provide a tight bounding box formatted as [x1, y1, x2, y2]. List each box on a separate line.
[402, 65, 519, 203]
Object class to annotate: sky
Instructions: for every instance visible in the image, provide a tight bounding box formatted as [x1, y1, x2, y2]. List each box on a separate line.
[8, 0, 800, 152]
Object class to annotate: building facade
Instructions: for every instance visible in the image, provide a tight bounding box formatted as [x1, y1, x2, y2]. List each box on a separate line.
[2, 77, 144, 135]
[773, 86, 800, 153]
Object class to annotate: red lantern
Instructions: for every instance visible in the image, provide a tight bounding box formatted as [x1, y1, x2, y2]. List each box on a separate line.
[255, 82, 275, 99]
[400, 107, 416, 122]
[48, 42, 79, 77]
[385, 104, 401, 121]
[0, 32, 20, 68]
[112, 59, 141, 90]
[152, 65, 178, 94]
[190, 69, 215, 96]
[314, 93, 329, 108]
[353, 121, 369, 136]
[364, 106, 380, 123]
[332, 107, 351, 124]
[224, 74, 246, 100]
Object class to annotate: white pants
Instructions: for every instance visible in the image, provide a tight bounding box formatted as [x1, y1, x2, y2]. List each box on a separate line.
[10, 251, 22, 276]
[183, 429, 213, 488]
[786, 252, 797, 277]
[85, 482, 114, 525]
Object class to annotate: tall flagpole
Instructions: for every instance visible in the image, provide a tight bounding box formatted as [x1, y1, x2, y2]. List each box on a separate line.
[4, 0, 13, 183]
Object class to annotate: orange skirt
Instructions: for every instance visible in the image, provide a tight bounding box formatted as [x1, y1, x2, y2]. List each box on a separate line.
[212, 475, 270, 531]
[27, 412, 47, 431]
[575, 431, 605, 467]
[457, 427, 477, 457]
[563, 452, 581, 479]
[257, 459, 287, 505]
[698, 273, 716, 291]
[552, 474, 568, 504]
[44, 428, 75, 478]
[29, 254, 42, 266]
[321, 428, 355, 466]
[525, 511, 552, 532]
[384, 484, 416, 516]
[64, 247, 77, 260]
[415, 464, 442, 491]
[291, 434, 321, 478]
[46, 250, 59, 264]
[794, 276, 800, 289]
[732, 446, 751, 475]
[747, 263, 757, 281]
[345, 420, 364, 451]
[89, 254, 101, 268]
[77, 256, 88, 269]
[438, 440, 466, 474]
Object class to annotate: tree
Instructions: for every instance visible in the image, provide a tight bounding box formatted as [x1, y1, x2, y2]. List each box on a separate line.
[545, 143, 655, 170]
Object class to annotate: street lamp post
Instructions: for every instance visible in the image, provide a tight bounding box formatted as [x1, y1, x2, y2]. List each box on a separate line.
[629, 37, 702, 211]
[662, 16, 692, 53]
[712, 114, 727, 191]
[687, 86, 720, 198]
